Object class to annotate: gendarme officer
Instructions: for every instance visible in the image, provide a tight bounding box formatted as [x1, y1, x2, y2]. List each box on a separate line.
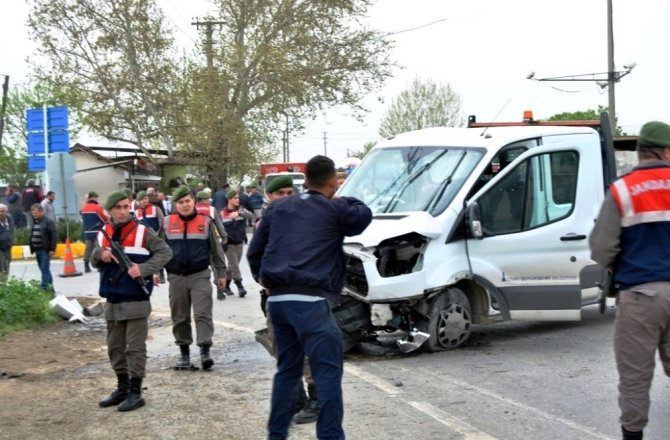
[162, 185, 227, 370]
[93, 190, 172, 412]
[590, 121, 670, 440]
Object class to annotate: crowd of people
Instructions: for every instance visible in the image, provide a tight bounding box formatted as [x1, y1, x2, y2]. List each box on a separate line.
[5, 127, 670, 440]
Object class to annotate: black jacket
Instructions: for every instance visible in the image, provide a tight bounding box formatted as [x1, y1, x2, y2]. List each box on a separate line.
[0, 216, 14, 251]
[29, 216, 57, 254]
[247, 191, 372, 301]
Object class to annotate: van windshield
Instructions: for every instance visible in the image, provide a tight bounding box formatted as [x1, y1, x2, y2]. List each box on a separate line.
[339, 146, 483, 215]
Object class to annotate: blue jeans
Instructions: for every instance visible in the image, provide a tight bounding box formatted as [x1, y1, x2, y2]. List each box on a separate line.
[267, 300, 344, 440]
[35, 249, 53, 290]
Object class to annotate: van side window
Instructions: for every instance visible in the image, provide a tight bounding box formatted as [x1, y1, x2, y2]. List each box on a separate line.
[477, 150, 579, 235]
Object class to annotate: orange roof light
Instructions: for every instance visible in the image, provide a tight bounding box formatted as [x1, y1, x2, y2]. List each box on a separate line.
[523, 110, 534, 122]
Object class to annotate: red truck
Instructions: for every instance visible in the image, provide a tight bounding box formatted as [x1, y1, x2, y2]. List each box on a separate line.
[259, 162, 307, 193]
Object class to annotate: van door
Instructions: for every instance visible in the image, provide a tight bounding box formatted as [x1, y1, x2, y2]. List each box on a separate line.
[466, 134, 602, 321]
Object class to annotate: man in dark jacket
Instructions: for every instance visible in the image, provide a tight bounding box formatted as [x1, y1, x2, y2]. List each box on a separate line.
[22, 180, 44, 229]
[92, 190, 172, 412]
[247, 155, 372, 440]
[29, 203, 57, 291]
[0, 203, 15, 282]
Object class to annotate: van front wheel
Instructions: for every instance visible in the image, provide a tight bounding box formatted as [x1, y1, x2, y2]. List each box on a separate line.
[420, 289, 472, 353]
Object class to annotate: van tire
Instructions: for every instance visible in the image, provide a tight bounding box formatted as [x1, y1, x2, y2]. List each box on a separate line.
[421, 289, 472, 353]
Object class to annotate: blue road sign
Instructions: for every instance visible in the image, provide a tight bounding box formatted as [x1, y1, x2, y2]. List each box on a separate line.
[28, 156, 46, 172]
[26, 106, 69, 132]
[27, 131, 70, 154]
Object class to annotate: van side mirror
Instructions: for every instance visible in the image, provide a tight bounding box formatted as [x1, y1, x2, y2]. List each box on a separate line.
[467, 202, 483, 239]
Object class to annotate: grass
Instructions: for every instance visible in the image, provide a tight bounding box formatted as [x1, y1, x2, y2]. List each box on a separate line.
[0, 278, 60, 337]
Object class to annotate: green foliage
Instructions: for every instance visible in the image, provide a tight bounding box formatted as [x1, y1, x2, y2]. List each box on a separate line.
[353, 141, 376, 159]
[0, 148, 34, 190]
[0, 278, 59, 337]
[13, 227, 30, 246]
[11, 219, 84, 245]
[57, 218, 84, 243]
[27, 0, 394, 185]
[547, 105, 624, 135]
[378, 77, 464, 139]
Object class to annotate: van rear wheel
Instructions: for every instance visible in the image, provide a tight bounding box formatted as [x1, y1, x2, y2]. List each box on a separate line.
[420, 289, 472, 353]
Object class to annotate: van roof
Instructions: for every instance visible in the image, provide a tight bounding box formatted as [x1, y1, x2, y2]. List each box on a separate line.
[377, 125, 599, 150]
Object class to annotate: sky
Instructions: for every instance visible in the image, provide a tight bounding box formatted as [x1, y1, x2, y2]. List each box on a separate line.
[2, 0, 669, 168]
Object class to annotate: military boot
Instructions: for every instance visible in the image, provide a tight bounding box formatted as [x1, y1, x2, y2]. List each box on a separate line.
[200, 344, 214, 370]
[216, 285, 227, 300]
[174, 345, 191, 370]
[84, 260, 92, 273]
[99, 373, 129, 407]
[293, 383, 319, 424]
[223, 279, 234, 296]
[117, 377, 145, 412]
[234, 279, 247, 298]
[621, 427, 643, 440]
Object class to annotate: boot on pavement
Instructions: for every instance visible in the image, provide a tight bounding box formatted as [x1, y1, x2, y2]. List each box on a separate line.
[216, 285, 227, 300]
[293, 383, 319, 424]
[99, 373, 129, 407]
[234, 279, 247, 298]
[84, 260, 92, 273]
[200, 344, 214, 370]
[174, 345, 191, 370]
[117, 377, 145, 412]
[224, 279, 234, 296]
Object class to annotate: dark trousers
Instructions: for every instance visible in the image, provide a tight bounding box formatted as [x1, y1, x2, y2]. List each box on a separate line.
[35, 249, 53, 289]
[107, 318, 149, 378]
[268, 300, 344, 440]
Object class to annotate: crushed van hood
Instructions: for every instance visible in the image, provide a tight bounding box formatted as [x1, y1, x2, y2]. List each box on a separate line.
[345, 211, 443, 248]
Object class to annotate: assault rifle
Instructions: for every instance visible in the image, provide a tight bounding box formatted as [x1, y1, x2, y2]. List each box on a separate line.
[94, 223, 150, 296]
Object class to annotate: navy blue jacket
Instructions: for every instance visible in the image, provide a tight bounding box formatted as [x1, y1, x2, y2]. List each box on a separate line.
[247, 190, 372, 301]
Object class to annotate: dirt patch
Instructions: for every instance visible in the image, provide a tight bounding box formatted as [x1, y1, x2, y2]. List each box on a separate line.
[0, 296, 281, 440]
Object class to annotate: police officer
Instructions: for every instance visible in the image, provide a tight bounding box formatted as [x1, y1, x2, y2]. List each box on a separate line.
[93, 190, 172, 412]
[162, 185, 227, 370]
[590, 121, 670, 440]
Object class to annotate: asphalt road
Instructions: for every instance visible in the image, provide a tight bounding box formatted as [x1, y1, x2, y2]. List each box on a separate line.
[9, 251, 670, 440]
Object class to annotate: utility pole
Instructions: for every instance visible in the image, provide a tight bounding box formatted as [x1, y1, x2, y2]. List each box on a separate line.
[192, 19, 226, 183]
[606, 0, 616, 134]
[323, 132, 328, 156]
[283, 114, 290, 162]
[527, 0, 632, 135]
[0, 75, 9, 149]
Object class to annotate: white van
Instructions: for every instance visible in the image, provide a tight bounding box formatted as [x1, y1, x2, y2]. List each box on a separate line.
[334, 113, 622, 352]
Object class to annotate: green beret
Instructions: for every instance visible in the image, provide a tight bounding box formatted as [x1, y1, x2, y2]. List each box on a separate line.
[136, 191, 147, 201]
[638, 121, 670, 148]
[226, 189, 238, 199]
[196, 191, 210, 200]
[105, 190, 130, 210]
[87, 191, 99, 198]
[266, 175, 293, 194]
[172, 185, 192, 202]
[123, 188, 132, 197]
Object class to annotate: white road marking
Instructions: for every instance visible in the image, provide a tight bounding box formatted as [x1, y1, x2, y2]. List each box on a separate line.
[180, 318, 614, 440]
